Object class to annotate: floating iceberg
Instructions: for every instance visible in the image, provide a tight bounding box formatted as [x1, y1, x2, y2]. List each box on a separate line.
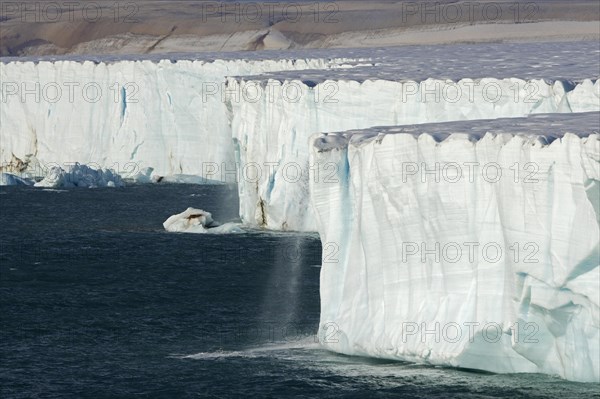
[310, 112, 600, 382]
[163, 207, 243, 234]
[34, 163, 124, 188]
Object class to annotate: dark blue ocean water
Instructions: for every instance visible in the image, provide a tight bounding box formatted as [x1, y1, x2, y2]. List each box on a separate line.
[1, 184, 598, 398]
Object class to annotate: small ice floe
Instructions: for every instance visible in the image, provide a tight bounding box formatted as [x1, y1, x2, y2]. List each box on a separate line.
[163, 207, 243, 234]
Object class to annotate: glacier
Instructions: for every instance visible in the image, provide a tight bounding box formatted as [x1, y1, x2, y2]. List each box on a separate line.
[0, 51, 358, 179]
[309, 112, 600, 383]
[229, 41, 600, 231]
[230, 76, 599, 231]
[2, 41, 600, 382]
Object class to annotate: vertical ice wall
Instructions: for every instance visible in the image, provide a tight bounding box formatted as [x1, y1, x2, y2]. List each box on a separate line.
[229, 76, 600, 231]
[0, 57, 345, 178]
[309, 113, 600, 382]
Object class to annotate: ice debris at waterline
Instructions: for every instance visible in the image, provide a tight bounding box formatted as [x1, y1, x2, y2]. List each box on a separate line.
[34, 163, 124, 188]
[310, 112, 600, 383]
[128, 167, 154, 184]
[163, 208, 243, 234]
[0, 173, 34, 186]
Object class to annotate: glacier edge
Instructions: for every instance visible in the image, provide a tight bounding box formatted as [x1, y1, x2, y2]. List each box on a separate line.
[310, 113, 600, 382]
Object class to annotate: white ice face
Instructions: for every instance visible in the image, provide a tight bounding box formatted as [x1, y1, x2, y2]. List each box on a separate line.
[223, 41, 600, 231]
[0, 56, 347, 181]
[230, 76, 599, 231]
[310, 112, 600, 383]
[2, 42, 599, 231]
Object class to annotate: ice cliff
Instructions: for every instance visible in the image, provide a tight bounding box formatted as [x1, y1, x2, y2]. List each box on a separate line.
[228, 42, 600, 231]
[2, 41, 599, 382]
[310, 112, 600, 382]
[2, 42, 599, 231]
[230, 76, 599, 231]
[0, 53, 352, 179]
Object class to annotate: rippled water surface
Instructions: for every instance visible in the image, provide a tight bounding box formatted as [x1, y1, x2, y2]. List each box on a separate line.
[1, 185, 598, 398]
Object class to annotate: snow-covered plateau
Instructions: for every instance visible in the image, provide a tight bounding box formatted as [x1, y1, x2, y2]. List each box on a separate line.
[310, 112, 600, 383]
